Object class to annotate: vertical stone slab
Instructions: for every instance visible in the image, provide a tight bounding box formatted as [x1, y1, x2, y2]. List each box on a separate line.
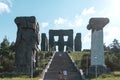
[49, 30, 55, 51]
[67, 30, 73, 51]
[74, 33, 82, 51]
[58, 34, 64, 52]
[41, 33, 48, 51]
[87, 18, 109, 75]
[14, 16, 40, 75]
[65, 30, 73, 51]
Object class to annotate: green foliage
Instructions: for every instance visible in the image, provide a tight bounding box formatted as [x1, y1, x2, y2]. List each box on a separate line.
[104, 39, 120, 71]
[91, 71, 120, 80]
[0, 36, 53, 78]
[105, 52, 120, 71]
[70, 51, 90, 69]
[0, 37, 15, 72]
[39, 51, 53, 69]
[109, 39, 120, 53]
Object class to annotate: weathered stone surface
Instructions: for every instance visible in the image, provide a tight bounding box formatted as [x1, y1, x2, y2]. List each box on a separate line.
[74, 33, 82, 51]
[14, 16, 40, 75]
[87, 18, 109, 75]
[41, 33, 48, 51]
[87, 18, 109, 30]
[49, 29, 73, 52]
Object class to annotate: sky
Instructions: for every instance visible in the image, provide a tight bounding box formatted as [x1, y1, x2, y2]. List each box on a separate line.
[0, 0, 120, 50]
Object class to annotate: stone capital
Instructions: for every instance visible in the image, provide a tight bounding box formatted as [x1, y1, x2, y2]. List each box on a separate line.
[87, 18, 109, 30]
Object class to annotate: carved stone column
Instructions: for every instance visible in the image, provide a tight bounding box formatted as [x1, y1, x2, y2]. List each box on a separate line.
[87, 18, 109, 75]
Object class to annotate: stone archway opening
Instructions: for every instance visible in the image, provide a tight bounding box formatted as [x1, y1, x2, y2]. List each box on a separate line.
[55, 45, 59, 52]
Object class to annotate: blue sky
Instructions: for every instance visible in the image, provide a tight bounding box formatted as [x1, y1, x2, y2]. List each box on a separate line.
[0, 0, 120, 49]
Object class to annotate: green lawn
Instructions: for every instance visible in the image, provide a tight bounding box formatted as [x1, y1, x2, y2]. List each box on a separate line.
[0, 77, 40, 80]
[91, 72, 120, 80]
[91, 71, 120, 80]
[92, 77, 120, 80]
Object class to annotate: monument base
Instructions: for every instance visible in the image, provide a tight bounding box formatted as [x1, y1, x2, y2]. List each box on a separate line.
[88, 65, 110, 77]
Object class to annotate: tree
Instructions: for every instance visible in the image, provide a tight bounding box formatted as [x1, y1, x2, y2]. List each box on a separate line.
[0, 36, 10, 57]
[0, 37, 15, 72]
[110, 39, 120, 53]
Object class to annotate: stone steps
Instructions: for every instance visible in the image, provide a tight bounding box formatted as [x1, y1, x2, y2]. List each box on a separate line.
[43, 52, 83, 80]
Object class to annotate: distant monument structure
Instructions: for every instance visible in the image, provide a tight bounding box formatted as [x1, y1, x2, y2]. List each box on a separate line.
[14, 16, 40, 76]
[74, 33, 82, 51]
[49, 29, 73, 52]
[41, 33, 48, 51]
[87, 18, 109, 75]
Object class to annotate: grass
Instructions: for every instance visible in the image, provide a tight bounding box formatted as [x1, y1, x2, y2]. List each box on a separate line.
[0, 77, 40, 80]
[91, 71, 120, 80]
[70, 51, 90, 68]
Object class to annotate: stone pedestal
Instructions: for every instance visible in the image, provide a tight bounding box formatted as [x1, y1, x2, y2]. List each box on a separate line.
[87, 18, 109, 75]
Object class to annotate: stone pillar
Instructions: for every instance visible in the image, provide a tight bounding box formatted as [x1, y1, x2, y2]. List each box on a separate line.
[49, 30, 54, 51]
[58, 34, 64, 52]
[74, 33, 82, 51]
[14, 16, 40, 75]
[41, 33, 48, 51]
[66, 30, 73, 51]
[87, 18, 109, 75]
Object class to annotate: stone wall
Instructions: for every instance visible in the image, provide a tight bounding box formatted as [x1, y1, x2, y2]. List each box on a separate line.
[49, 29, 73, 52]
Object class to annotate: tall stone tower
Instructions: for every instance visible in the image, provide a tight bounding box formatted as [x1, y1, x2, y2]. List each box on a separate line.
[14, 16, 40, 76]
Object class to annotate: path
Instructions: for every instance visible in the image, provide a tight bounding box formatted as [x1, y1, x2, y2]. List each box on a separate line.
[43, 52, 83, 80]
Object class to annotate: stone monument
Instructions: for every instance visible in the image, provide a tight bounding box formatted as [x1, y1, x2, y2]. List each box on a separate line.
[14, 16, 40, 75]
[74, 33, 82, 51]
[49, 29, 73, 52]
[41, 33, 48, 51]
[87, 18, 109, 75]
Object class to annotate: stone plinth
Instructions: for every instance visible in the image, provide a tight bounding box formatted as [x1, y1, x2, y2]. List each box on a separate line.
[14, 16, 40, 75]
[87, 18, 109, 75]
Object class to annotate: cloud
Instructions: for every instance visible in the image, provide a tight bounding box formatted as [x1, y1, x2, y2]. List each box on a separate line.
[82, 7, 96, 15]
[0, 2, 10, 14]
[68, 15, 83, 27]
[54, 17, 67, 25]
[83, 32, 91, 44]
[74, 15, 83, 26]
[7, 0, 13, 7]
[104, 26, 120, 45]
[41, 22, 49, 28]
[54, 15, 83, 28]
[0, 0, 13, 14]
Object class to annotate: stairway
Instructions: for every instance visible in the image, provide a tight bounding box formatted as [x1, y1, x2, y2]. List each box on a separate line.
[43, 52, 83, 80]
